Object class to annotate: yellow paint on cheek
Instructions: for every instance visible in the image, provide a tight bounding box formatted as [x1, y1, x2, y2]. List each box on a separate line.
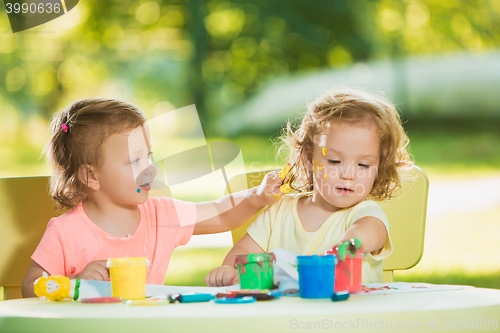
[323, 173, 328, 179]
[319, 163, 324, 170]
[314, 160, 319, 173]
[322, 147, 327, 156]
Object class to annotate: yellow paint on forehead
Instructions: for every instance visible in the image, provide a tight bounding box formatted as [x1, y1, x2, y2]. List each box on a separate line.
[322, 146, 327, 156]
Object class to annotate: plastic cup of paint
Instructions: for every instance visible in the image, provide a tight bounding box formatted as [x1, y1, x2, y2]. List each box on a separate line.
[107, 257, 149, 300]
[326, 248, 363, 293]
[297, 255, 336, 299]
[234, 253, 276, 290]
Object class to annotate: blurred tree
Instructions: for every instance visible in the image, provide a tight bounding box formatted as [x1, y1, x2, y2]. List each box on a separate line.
[1, 0, 499, 135]
[201, 0, 376, 133]
[186, 0, 209, 127]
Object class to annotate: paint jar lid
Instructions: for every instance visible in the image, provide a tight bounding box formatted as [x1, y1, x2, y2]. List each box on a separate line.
[106, 257, 149, 268]
[297, 254, 337, 266]
[234, 253, 276, 266]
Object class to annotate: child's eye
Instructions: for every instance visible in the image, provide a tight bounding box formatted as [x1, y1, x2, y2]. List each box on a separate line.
[328, 160, 340, 164]
[359, 163, 370, 168]
[131, 158, 140, 165]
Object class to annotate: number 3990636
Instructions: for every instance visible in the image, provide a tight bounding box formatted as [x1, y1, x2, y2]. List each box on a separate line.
[444, 319, 498, 330]
[5, 1, 62, 14]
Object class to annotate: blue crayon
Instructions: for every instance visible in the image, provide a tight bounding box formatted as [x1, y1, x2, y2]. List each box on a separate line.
[178, 293, 214, 303]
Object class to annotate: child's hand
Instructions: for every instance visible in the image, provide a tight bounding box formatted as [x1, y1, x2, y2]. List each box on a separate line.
[256, 170, 287, 205]
[205, 265, 239, 287]
[78, 260, 109, 281]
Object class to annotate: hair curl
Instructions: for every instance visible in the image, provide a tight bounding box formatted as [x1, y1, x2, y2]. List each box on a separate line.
[279, 87, 413, 201]
[44, 98, 147, 210]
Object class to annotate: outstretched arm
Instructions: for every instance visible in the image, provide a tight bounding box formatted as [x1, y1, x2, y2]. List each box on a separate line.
[193, 171, 282, 235]
[338, 216, 387, 255]
[205, 233, 264, 287]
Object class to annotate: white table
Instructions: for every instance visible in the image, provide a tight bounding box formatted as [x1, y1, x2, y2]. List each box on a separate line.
[1, 288, 499, 332]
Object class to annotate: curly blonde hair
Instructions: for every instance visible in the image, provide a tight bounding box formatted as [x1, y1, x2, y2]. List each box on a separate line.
[44, 98, 147, 210]
[280, 87, 413, 201]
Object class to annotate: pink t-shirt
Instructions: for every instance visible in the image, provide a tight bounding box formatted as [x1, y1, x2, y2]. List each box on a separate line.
[32, 197, 196, 285]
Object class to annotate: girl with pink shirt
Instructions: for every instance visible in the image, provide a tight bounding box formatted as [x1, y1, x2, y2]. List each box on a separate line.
[22, 98, 282, 297]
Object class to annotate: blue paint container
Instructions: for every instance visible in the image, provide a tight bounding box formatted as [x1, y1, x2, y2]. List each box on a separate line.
[297, 255, 337, 299]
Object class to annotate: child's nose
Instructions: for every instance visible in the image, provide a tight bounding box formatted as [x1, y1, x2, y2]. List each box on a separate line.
[145, 163, 157, 179]
[340, 164, 355, 180]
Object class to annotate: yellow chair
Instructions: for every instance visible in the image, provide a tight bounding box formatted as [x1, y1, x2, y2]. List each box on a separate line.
[0, 176, 60, 300]
[226, 166, 429, 283]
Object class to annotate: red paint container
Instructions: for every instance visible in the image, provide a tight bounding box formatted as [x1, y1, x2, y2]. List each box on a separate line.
[325, 248, 363, 293]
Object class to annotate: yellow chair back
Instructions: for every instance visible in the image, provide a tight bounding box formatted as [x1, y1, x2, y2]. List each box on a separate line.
[0, 176, 60, 300]
[226, 166, 429, 283]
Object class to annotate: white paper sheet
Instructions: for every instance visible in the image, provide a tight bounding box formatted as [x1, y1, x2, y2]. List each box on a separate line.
[352, 282, 473, 296]
[77, 280, 240, 299]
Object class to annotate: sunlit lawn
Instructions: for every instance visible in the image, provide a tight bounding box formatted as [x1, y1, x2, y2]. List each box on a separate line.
[2, 121, 500, 288]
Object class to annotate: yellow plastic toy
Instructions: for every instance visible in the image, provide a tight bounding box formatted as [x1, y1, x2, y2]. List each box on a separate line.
[34, 272, 80, 301]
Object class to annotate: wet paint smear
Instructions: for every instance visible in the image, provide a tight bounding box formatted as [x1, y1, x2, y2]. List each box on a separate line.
[323, 173, 328, 179]
[280, 183, 291, 194]
[137, 188, 141, 193]
[322, 147, 327, 156]
[362, 285, 400, 293]
[319, 163, 324, 170]
[314, 160, 319, 173]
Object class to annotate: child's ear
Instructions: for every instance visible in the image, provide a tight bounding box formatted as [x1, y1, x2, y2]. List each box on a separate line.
[78, 165, 100, 191]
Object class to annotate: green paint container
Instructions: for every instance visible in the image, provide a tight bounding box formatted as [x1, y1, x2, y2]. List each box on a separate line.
[234, 253, 276, 290]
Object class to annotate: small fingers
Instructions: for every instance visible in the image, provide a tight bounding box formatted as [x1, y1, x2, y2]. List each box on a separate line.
[205, 269, 219, 287]
[204, 271, 213, 287]
[231, 272, 240, 285]
[95, 265, 109, 281]
[222, 269, 238, 286]
[215, 267, 230, 287]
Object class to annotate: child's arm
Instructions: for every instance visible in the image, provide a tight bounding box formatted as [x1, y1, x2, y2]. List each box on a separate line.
[22, 260, 109, 298]
[193, 171, 282, 235]
[22, 261, 47, 297]
[338, 216, 387, 255]
[205, 233, 264, 287]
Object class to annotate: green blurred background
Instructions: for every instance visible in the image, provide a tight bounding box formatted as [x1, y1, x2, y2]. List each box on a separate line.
[1, 0, 499, 288]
